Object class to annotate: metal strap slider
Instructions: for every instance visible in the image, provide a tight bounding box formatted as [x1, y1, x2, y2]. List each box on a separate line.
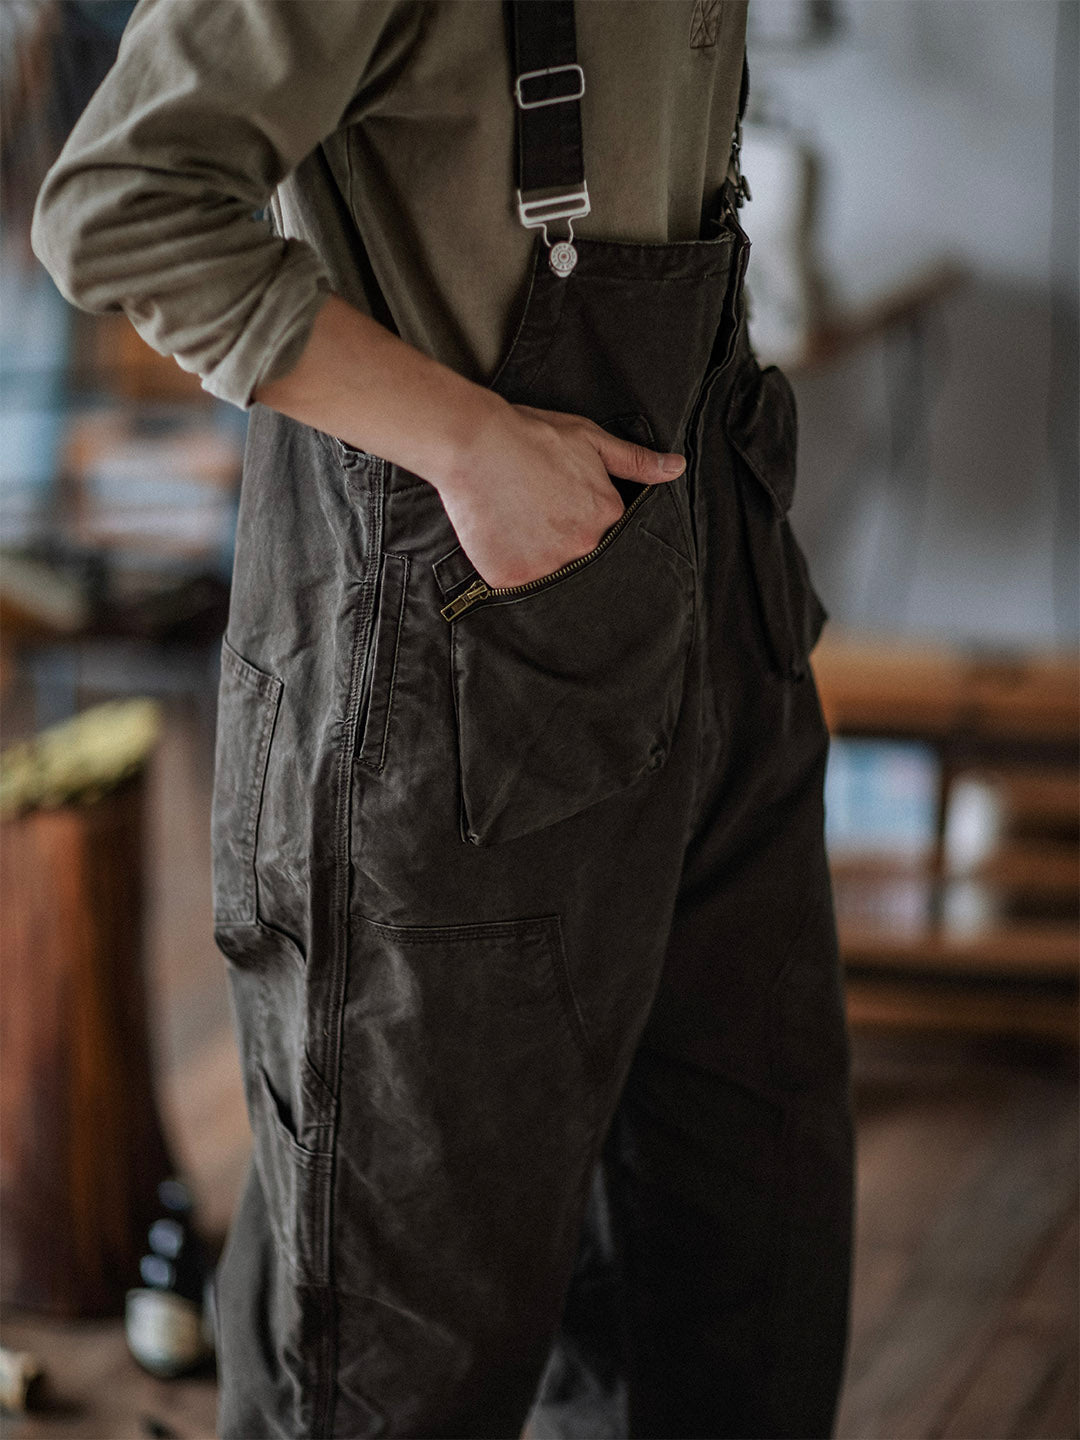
[514, 62, 585, 110]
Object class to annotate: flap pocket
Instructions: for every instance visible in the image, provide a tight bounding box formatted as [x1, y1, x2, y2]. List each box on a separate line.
[726, 359, 798, 516]
[211, 637, 283, 926]
[724, 359, 827, 679]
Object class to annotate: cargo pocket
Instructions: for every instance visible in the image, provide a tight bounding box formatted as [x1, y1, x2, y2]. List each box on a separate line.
[249, 1056, 334, 1285]
[725, 356, 828, 680]
[210, 636, 283, 927]
[435, 478, 696, 847]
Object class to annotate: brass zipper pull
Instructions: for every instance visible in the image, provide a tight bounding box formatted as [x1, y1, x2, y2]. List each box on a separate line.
[440, 578, 490, 622]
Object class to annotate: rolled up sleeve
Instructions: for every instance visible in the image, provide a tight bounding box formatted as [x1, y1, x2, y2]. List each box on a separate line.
[30, 0, 395, 410]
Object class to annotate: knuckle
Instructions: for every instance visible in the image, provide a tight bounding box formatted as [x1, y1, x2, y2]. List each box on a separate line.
[630, 444, 652, 477]
[597, 493, 623, 531]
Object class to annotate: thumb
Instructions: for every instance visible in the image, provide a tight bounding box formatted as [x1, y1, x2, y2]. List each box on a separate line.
[591, 429, 685, 484]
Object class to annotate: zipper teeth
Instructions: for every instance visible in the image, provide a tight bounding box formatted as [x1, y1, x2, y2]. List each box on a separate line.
[443, 483, 656, 620]
[483, 483, 653, 599]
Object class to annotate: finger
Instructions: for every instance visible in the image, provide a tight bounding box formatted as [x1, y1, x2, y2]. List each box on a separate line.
[590, 429, 685, 483]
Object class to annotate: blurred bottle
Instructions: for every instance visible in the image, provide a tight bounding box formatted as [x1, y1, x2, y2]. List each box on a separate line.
[124, 1177, 215, 1378]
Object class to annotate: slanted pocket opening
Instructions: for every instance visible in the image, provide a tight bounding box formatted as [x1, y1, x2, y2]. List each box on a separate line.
[356, 553, 410, 773]
[250, 1060, 334, 1285]
[437, 483, 696, 847]
[725, 358, 828, 680]
[211, 637, 283, 927]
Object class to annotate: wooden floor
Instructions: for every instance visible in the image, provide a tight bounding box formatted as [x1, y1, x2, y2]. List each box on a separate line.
[2, 698, 1077, 1440]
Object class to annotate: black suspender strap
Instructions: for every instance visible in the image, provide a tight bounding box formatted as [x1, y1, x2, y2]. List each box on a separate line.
[507, 0, 590, 277]
[507, 3, 752, 267]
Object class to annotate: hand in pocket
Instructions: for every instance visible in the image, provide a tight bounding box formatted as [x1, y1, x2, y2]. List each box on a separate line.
[434, 400, 685, 590]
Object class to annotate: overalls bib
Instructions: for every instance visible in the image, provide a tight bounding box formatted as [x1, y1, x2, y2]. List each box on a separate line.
[210, 5, 855, 1436]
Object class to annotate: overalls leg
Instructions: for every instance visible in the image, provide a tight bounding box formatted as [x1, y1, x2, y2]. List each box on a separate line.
[530, 687, 855, 1439]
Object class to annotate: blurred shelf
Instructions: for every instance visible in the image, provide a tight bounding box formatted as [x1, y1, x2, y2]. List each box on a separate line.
[815, 630, 1079, 1045]
[840, 921, 1079, 980]
[845, 974, 1079, 1046]
[813, 630, 1080, 745]
[830, 845, 1079, 898]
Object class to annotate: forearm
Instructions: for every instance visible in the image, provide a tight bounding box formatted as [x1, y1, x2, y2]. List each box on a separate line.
[250, 290, 683, 592]
[252, 292, 506, 494]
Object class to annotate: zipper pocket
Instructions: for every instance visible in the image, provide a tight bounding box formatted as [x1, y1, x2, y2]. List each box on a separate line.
[440, 482, 658, 622]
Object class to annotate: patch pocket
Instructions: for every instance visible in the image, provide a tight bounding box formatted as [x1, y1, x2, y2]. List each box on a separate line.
[249, 1058, 334, 1284]
[211, 636, 283, 927]
[436, 482, 696, 847]
[725, 357, 828, 680]
[342, 913, 597, 1196]
[356, 553, 409, 772]
[332, 913, 599, 1390]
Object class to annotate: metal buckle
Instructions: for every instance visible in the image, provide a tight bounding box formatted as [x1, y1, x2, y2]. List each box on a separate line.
[515, 185, 590, 277]
[516, 184, 591, 232]
[514, 62, 585, 110]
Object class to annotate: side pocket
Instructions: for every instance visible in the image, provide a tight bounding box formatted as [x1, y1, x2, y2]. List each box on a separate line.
[725, 358, 828, 680]
[356, 553, 409, 772]
[442, 502, 695, 847]
[250, 1059, 334, 1285]
[211, 636, 283, 927]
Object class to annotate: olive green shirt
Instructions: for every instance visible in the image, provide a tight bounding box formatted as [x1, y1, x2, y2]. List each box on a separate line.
[30, 0, 748, 411]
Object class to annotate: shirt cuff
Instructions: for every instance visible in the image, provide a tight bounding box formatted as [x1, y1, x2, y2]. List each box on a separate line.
[197, 238, 335, 411]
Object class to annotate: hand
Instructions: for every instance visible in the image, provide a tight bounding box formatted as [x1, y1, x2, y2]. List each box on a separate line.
[247, 294, 685, 587]
[434, 401, 686, 590]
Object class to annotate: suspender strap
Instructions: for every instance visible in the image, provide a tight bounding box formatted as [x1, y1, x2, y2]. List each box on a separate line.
[508, 0, 590, 271]
[506, 2, 752, 263]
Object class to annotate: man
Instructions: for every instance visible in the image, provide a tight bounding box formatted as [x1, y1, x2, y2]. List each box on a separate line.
[31, 2, 855, 1435]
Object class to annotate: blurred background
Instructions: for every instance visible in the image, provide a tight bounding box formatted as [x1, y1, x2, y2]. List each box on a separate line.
[0, 1, 1076, 1436]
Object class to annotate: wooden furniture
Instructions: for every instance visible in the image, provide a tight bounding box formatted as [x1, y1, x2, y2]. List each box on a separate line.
[71, 309, 211, 406]
[812, 630, 1079, 1043]
[0, 706, 177, 1315]
[781, 262, 967, 377]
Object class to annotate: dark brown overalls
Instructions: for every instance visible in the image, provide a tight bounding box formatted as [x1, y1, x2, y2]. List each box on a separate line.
[209, 5, 855, 1436]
